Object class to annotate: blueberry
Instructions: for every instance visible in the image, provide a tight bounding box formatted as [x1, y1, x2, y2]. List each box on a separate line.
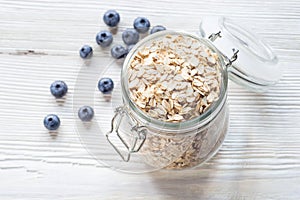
[50, 80, 68, 98]
[78, 106, 94, 122]
[150, 25, 166, 34]
[79, 45, 93, 59]
[98, 78, 114, 94]
[111, 45, 128, 59]
[133, 17, 150, 33]
[122, 28, 139, 45]
[103, 10, 120, 27]
[44, 114, 60, 131]
[96, 31, 113, 47]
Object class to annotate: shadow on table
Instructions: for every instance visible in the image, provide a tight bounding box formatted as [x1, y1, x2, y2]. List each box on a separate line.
[146, 138, 251, 199]
[146, 163, 221, 199]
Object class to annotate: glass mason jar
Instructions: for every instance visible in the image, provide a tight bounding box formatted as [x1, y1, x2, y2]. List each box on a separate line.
[73, 17, 281, 173]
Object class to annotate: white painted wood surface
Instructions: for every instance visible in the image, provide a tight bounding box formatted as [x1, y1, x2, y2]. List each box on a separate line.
[1, 0, 300, 199]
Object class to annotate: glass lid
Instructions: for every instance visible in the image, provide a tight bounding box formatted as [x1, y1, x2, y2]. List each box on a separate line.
[199, 16, 281, 92]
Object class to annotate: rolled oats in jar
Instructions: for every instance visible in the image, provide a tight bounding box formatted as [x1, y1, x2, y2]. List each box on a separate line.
[127, 34, 221, 122]
[109, 31, 230, 170]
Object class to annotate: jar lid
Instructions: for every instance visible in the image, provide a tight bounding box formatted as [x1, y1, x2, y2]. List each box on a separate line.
[199, 16, 281, 91]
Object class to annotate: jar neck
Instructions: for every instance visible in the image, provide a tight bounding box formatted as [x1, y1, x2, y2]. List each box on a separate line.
[127, 94, 228, 135]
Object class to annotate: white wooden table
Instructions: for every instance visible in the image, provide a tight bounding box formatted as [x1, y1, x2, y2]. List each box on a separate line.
[1, 0, 300, 199]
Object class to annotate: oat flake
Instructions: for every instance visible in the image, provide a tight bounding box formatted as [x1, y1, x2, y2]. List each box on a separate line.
[127, 33, 221, 122]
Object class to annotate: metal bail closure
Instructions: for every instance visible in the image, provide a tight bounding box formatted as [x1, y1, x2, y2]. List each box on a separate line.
[225, 48, 239, 68]
[208, 31, 239, 67]
[106, 106, 147, 162]
[208, 31, 222, 42]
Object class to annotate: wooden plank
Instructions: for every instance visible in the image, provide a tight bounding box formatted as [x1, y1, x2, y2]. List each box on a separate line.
[0, 0, 300, 199]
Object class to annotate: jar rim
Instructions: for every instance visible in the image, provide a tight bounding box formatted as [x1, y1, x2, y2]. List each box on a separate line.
[121, 31, 228, 130]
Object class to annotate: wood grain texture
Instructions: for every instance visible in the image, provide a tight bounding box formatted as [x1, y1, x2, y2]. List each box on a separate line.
[0, 0, 300, 199]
